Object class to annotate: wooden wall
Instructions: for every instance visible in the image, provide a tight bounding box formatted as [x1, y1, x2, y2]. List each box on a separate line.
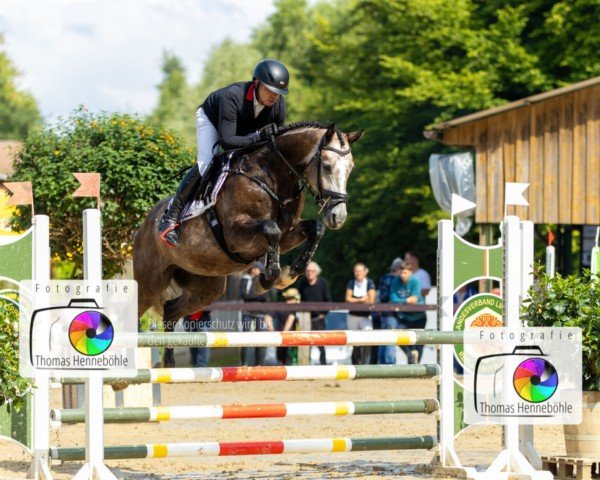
[441, 84, 599, 225]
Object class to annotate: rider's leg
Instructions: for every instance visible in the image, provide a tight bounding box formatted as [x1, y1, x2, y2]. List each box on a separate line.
[157, 165, 201, 247]
[158, 107, 218, 247]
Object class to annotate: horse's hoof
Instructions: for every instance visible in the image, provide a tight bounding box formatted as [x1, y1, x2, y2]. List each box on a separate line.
[110, 380, 130, 392]
[257, 274, 275, 293]
[266, 266, 281, 282]
[274, 266, 297, 290]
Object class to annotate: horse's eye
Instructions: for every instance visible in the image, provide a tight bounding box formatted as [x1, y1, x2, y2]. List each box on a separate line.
[323, 165, 333, 173]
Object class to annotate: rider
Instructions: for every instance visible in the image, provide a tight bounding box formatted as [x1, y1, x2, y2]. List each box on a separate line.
[158, 59, 290, 247]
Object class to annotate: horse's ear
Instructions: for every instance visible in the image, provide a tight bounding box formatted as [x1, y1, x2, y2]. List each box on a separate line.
[325, 123, 336, 141]
[346, 130, 364, 144]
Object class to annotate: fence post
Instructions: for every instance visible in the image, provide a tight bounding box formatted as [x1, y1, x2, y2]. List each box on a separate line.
[297, 312, 311, 365]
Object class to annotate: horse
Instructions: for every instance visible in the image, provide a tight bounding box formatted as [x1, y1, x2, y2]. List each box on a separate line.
[133, 121, 363, 367]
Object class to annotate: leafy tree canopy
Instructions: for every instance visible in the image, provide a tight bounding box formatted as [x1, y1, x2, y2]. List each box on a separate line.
[146, 0, 599, 297]
[0, 35, 41, 139]
[10, 109, 194, 278]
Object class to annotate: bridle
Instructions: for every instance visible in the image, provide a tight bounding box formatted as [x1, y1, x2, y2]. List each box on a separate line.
[269, 128, 352, 212]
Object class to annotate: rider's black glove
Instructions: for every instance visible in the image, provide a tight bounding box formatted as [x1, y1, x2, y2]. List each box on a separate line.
[258, 123, 279, 141]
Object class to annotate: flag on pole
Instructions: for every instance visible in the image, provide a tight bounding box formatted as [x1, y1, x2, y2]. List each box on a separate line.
[451, 194, 476, 216]
[72, 172, 101, 209]
[4, 181, 34, 215]
[505, 182, 529, 207]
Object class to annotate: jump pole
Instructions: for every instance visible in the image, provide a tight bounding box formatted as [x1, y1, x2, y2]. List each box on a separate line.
[51, 399, 440, 424]
[61, 363, 441, 385]
[135, 329, 464, 347]
[51, 435, 438, 461]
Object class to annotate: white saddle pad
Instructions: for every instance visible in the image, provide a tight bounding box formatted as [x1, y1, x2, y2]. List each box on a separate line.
[179, 159, 231, 223]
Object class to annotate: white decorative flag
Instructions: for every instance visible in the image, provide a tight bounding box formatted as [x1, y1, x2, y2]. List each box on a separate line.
[505, 182, 529, 206]
[451, 193, 476, 216]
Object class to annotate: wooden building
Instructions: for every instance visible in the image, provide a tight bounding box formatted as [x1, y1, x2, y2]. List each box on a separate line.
[425, 76, 599, 227]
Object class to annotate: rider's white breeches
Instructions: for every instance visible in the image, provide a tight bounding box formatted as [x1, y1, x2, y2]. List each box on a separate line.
[196, 107, 219, 175]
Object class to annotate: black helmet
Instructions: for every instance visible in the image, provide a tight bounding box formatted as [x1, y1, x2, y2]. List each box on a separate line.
[253, 59, 289, 95]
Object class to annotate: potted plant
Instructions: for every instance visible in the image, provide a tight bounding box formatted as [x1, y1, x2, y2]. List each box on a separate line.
[521, 267, 600, 457]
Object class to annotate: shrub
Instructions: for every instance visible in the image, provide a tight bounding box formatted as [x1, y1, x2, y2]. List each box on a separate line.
[522, 268, 600, 391]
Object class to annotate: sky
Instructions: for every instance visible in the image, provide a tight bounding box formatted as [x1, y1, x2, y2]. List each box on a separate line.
[0, 0, 275, 121]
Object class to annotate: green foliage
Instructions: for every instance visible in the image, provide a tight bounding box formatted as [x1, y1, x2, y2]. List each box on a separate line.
[148, 52, 196, 145]
[0, 298, 31, 410]
[145, 0, 599, 296]
[522, 268, 600, 391]
[195, 39, 262, 102]
[9, 109, 194, 278]
[0, 35, 42, 139]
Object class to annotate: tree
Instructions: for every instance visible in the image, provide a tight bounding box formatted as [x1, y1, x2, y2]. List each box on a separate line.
[251, 0, 600, 296]
[0, 35, 41, 139]
[9, 109, 194, 278]
[195, 39, 262, 105]
[148, 52, 196, 144]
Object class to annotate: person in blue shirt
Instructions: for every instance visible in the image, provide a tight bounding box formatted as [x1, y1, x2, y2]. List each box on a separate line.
[376, 257, 402, 364]
[390, 261, 427, 364]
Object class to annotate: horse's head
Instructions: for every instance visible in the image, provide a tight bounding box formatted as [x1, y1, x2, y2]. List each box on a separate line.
[305, 124, 364, 229]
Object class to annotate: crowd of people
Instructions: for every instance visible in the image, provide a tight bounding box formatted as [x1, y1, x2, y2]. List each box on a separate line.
[183, 252, 434, 368]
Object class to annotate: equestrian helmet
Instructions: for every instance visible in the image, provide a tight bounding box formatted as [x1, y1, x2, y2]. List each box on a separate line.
[253, 59, 289, 95]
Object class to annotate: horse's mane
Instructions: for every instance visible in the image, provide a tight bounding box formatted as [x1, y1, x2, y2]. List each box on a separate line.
[277, 121, 345, 147]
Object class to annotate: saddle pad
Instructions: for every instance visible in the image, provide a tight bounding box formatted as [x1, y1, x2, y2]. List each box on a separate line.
[179, 159, 230, 223]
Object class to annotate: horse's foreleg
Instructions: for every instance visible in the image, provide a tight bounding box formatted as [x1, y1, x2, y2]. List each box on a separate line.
[260, 220, 282, 283]
[229, 218, 282, 292]
[274, 219, 325, 289]
[289, 219, 325, 276]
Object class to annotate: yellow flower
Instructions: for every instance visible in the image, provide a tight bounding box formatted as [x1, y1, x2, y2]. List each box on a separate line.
[54, 149, 60, 156]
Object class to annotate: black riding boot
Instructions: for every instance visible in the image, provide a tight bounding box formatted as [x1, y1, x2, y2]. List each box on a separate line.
[158, 166, 201, 247]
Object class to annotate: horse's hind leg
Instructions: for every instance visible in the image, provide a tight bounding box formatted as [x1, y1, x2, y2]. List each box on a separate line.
[161, 271, 227, 367]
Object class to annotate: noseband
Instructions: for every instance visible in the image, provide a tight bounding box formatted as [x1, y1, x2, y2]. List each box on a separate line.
[270, 129, 352, 212]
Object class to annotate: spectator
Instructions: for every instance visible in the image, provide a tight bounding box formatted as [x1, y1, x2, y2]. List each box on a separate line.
[297, 261, 331, 365]
[265, 287, 301, 365]
[184, 311, 211, 367]
[239, 261, 268, 366]
[377, 257, 403, 364]
[390, 261, 427, 364]
[404, 251, 432, 298]
[345, 262, 376, 364]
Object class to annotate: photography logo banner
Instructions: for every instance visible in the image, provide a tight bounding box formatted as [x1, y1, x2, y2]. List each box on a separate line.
[19, 280, 138, 378]
[464, 327, 581, 425]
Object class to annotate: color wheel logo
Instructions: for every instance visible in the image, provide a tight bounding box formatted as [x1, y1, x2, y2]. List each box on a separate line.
[513, 357, 558, 403]
[69, 311, 114, 356]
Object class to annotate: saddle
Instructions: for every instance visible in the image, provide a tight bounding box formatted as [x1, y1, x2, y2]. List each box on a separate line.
[180, 142, 266, 223]
[195, 142, 266, 202]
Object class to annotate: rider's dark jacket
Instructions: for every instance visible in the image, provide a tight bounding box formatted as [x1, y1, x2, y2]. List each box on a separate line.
[201, 81, 286, 150]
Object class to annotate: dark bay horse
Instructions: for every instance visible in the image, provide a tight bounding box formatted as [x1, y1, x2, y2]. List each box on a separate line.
[133, 122, 363, 366]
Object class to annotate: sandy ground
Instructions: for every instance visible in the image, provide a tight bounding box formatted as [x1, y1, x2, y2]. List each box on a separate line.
[0, 373, 565, 480]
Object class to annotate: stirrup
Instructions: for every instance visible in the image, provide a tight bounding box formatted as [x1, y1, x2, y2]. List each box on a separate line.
[158, 222, 179, 248]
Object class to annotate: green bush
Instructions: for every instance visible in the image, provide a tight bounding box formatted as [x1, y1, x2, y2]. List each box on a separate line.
[0, 297, 31, 410]
[9, 108, 194, 278]
[522, 268, 600, 391]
